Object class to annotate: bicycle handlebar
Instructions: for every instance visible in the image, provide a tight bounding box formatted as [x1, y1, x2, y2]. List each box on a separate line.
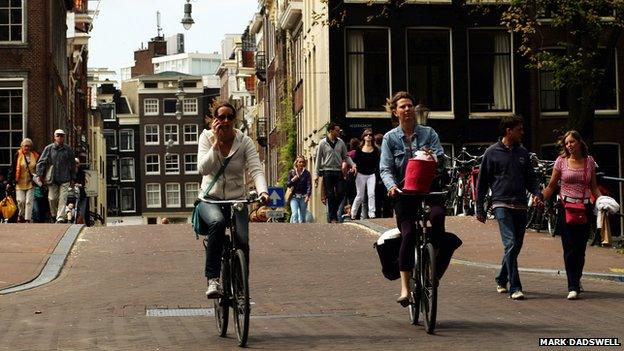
[397, 190, 448, 197]
[199, 197, 261, 205]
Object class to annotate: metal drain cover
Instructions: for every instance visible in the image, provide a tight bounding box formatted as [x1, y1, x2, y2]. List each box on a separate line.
[146, 308, 214, 317]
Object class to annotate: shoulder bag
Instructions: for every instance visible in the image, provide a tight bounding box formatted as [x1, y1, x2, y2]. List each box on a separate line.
[191, 157, 232, 237]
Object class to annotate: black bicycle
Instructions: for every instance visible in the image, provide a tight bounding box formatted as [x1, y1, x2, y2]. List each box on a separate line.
[202, 193, 259, 347]
[399, 190, 446, 334]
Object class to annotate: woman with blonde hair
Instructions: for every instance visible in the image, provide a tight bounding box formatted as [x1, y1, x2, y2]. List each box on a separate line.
[10, 138, 39, 222]
[287, 155, 312, 223]
[542, 130, 602, 300]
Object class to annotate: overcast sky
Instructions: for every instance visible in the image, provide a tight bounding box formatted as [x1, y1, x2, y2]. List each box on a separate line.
[88, 0, 258, 75]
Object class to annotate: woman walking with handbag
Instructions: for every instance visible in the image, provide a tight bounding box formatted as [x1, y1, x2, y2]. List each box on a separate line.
[287, 156, 312, 223]
[10, 138, 39, 223]
[542, 130, 601, 300]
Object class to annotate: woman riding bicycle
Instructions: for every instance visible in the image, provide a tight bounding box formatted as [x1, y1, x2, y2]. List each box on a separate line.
[379, 91, 462, 306]
[197, 101, 269, 298]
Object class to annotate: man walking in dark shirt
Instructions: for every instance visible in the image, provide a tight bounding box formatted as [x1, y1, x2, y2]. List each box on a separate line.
[476, 115, 543, 300]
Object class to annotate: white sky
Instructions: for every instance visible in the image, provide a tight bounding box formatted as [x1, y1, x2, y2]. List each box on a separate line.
[88, 0, 258, 75]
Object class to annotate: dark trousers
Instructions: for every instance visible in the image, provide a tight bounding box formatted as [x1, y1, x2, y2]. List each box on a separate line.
[559, 204, 591, 292]
[197, 201, 249, 279]
[394, 196, 462, 279]
[322, 171, 345, 222]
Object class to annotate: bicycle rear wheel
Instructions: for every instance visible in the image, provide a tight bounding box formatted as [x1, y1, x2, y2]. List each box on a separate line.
[421, 243, 438, 334]
[214, 259, 229, 337]
[232, 249, 250, 347]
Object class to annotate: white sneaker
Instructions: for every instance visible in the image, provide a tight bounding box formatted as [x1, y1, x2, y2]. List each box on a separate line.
[206, 278, 222, 299]
[567, 291, 579, 300]
[496, 284, 508, 294]
[510, 291, 525, 300]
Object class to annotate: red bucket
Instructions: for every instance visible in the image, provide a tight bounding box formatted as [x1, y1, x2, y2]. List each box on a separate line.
[403, 158, 437, 194]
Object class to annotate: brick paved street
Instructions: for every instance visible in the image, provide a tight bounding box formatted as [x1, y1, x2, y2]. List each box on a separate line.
[0, 222, 622, 350]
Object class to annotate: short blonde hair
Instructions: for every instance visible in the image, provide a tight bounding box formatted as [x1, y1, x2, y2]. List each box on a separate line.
[20, 138, 33, 147]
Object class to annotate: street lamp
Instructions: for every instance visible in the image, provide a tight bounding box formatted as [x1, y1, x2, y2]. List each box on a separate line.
[175, 78, 186, 120]
[181, 0, 194, 30]
[415, 103, 430, 126]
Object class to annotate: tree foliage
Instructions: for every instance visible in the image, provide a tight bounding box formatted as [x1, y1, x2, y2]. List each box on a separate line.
[277, 96, 297, 187]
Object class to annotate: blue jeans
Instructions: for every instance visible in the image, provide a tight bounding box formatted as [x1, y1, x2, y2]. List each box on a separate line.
[196, 201, 249, 279]
[493, 207, 528, 294]
[290, 195, 307, 223]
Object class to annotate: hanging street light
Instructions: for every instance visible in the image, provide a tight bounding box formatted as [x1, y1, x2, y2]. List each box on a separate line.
[415, 103, 430, 126]
[175, 78, 186, 120]
[181, 0, 194, 30]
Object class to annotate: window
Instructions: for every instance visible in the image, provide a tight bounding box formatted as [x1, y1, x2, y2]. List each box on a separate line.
[183, 124, 198, 144]
[184, 153, 198, 174]
[183, 98, 198, 114]
[146, 183, 161, 208]
[119, 129, 134, 151]
[0, 0, 24, 42]
[164, 98, 177, 115]
[120, 157, 135, 181]
[0, 80, 24, 168]
[144, 124, 159, 145]
[106, 188, 118, 214]
[103, 129, 117, 150]
[165, 183, 181, 208]
[185, 182, 200, 207]
[165, 154, 180, 174]
[407, 29, 452, 113]
[144, 82, 157, 88]
[120, 188, 136, 212]
[144, 98, 158, 115]
[107, 156, 118, 180]
[145, 154, 160, 174]
[101, 103, 116, 121]
[540, 48, 617, 113]
[468, 29, 513, 113]
[346, 28, 390, 111]
[164, 124, 179, 144]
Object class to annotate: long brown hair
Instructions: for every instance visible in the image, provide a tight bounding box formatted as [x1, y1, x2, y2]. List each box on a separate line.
[559, 130, 589, 158]
[359, 128, 374, 148]
[385, 91, 415, 124]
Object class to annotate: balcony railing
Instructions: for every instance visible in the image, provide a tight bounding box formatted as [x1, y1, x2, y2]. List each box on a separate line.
[255, 51, 266, 82]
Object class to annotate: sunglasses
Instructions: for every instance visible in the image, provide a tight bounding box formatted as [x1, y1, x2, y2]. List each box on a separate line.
[216, 114, 235, 121]
[364, 134, 373, 137]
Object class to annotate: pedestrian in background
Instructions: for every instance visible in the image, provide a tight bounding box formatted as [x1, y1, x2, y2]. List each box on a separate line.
[9, 138, 39, 222]
[36, 129, 76, 223]
[476, 115, 543, 300]
[314, 122, 356, 223]
[542, 130, 602, 300]
[287, 155, 312, 223]
[374, 133, 392, 218]
[351, 128, 380, 220]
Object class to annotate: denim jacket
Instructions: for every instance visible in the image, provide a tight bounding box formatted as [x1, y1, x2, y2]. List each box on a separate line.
[380, 125, 445, 191]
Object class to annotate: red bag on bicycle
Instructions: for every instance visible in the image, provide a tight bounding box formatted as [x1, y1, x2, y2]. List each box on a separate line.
[563, 201, 587, 225]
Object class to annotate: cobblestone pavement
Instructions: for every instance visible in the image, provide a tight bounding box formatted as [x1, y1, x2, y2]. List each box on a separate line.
[0, 222, 622, 350]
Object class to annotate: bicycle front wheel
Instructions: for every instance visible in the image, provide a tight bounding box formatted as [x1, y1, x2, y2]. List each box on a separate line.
[421, 243, 438, 334]
[409, 265, 421, 325]
[232, 249, 250, 347]
[214, 258, 229, 337]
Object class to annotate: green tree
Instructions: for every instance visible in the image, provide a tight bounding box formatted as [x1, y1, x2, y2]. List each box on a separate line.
[478, 0, 624, 141]
[277, 96, 297, 187]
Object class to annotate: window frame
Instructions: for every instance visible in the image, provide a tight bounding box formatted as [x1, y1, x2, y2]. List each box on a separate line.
[184, 182, 200, 207]
[184, 153, 198, 174]
[0, 0, 26, 44]
[405, 27, 454, 119]
[144, 98, 159, 116]
[144, 124, 159, 145]
[164, 124, 179, 145]
[164, 153, 180, 175]
[119, 129, 135, 151]
[165, 183, 181, 208]
[145, 154, 160, 175]
[344, 26, 392, 118]
[163, 98, 177, 115]
[146, 183, 162, 208]
[0, 78, 25, 169]
[467, 28, 515, 119]
[183, 98, 198, 115]
[183, 124, 198, 144]
[119, 157, 135, 182]
[120, 187, 136, 213]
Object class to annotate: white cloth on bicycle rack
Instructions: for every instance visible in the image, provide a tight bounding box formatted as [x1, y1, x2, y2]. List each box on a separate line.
[595, 196, 620, 228]
[376, 228, 401, 245]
